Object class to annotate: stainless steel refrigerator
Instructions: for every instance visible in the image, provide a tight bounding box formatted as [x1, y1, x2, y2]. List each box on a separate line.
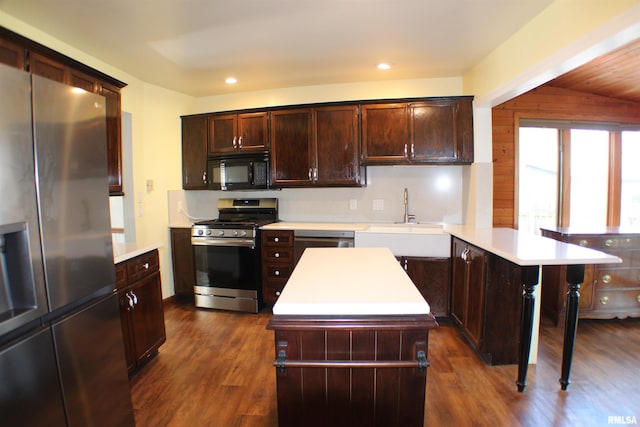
[0, 64, 134, 426]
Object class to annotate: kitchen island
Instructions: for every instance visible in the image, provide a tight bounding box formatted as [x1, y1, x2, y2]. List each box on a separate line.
[445, 226, 621, 392]
[267, 247, 437, 427]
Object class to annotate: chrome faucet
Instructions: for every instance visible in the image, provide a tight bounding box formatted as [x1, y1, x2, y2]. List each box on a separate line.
[403, 188, 416, 223]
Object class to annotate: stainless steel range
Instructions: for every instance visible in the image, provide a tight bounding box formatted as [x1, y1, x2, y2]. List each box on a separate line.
[192, 198, 278, 313]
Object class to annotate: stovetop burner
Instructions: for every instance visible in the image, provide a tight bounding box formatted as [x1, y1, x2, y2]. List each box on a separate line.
[193, 198, 279, 231]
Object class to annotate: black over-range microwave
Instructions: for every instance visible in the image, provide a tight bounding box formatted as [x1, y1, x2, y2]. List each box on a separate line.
[207, 153, 270, 191]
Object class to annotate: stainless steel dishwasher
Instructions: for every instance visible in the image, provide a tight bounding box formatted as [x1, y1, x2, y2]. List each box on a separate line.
[293, 230, 354, 266]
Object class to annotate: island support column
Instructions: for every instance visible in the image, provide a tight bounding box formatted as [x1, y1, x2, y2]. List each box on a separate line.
[516, 263, 586, 392]
[516, 265, 540, 392]
[560, 264, 585, 390]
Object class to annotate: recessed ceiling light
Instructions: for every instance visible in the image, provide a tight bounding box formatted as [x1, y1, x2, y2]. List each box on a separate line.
[376, 63, 392, 70]
[225, 77, 238, 84]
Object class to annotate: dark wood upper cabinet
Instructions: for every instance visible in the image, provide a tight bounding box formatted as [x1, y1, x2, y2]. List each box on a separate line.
[0, 37, 25, 69]
[209, 111, 268, 154]
[181, 115, 209, 190]
[270, 105, 364, 188]
[362, 97, 473, 165]
[1, 26, 127, 195]
[270, 108, 313, 186]
[313, 105, 364, 186]
[361, 103, 409, 163]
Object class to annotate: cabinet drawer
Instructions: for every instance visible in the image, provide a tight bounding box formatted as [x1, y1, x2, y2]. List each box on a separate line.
[262, 230, 294, 247]
[570, 235, 640, 250]
[594, 268, 640, 289]
[126, 250, 160, 283]
[594, 289, 640, 311]
[115, 263, 127, 290]
[263, 281, 286, 305]
[263, 247, 294, 263]
[264, 264, 293, 280]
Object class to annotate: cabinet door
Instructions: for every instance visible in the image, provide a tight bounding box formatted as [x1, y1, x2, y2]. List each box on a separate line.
[182, 115, 209, 190]
[99, 82, 124, 195]
[314, 105, 363, 186]
[209, 113, 237, 154]
[129, 272, 166, 366]
[29, 51, 67, 83]
[117, 289, 137, 374]
[410, 101, 455, 162]
[361, 103, 409, 164]
[0, 38, 25, 69]
[270, 109, 313, 187]
[69, 68, 97, 92]
[403, 257, 451, 317]
[464, 245, 486, 348]
[170, 228, 195, 297]
[450, 238, 467, 326]
[237, 111, 268, 151]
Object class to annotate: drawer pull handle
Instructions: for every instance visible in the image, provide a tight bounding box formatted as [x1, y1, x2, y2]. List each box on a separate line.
[143, 262, 150, 270]
[601, 274, 612, 284]
[274, 237, 279, 242]
[275, 270, 280, 276]
[275, 252, 280, 258]
[600, 296, 609, 305]
[604, 239, 613, 247]
[579, 239, 588, 247]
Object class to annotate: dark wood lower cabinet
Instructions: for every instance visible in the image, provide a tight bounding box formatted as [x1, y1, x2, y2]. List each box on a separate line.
[451, 237, 522, 365]
[116, 249, 166, 375]
[170, 227, 196, 298]
[401, 256, 451, 317]
[267, 315, 437, 427]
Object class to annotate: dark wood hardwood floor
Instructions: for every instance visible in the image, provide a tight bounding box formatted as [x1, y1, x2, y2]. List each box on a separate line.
[130, 300, 640, 426]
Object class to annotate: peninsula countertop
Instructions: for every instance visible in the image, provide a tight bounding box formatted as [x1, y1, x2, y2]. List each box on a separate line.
[444, 226, 622, 266]
[272, 247, 431, 316]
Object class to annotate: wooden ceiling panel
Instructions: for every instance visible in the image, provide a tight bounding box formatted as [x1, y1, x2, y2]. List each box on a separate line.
[544, 39, 640, 103]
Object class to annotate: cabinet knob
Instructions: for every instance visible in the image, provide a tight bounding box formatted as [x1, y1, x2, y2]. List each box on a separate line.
[275, 270, 280, 276]
[637, 294, 640, 304]
[601, 274, 612, 284]
[143, 262, 150, 270]
[579, 239, 588, 247]
[275, 291, 281, 296]
[274, 237, 279, 243]
[600, 296, 609, 305]
[604, 239, 614, 247]
[275, 252, 280, 258]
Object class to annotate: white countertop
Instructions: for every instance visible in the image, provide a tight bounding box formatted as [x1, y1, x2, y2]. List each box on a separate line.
[272, 247, 430, 316]
[445, 226, 622, 266]
[113, 241, 162, 264]
[262, 221, 370, 232]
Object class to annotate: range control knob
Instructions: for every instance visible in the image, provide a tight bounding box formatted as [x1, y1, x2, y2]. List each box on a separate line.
[232, 230, 239, 237]
[217, 230, 224, 236]
[240, 230, 248, 237]
[197, 229, 204, 236]
[205, 229, 212, 236]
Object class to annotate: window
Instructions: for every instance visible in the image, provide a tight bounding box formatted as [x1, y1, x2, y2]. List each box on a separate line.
[518, 123, 640, 234]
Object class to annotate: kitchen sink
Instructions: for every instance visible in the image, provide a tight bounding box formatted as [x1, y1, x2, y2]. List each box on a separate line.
[355, 223, 450, 257]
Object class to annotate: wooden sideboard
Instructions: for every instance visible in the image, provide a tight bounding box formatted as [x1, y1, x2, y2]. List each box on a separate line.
[541, 227, 640, 323]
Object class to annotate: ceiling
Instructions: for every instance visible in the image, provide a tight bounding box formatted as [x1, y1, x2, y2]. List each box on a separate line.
[544, 37, 640, 103]
[0, 0, 557, 97]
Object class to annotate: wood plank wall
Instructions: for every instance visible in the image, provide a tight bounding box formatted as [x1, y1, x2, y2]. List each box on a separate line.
[491, 85, 640, 228]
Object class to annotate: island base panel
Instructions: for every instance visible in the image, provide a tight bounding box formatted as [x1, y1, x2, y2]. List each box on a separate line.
[268, 315, 437, 427]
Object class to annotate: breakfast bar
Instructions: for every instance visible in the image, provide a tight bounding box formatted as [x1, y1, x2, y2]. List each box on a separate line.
[446, 226, 622, 392]
[267, 247, 437, 427]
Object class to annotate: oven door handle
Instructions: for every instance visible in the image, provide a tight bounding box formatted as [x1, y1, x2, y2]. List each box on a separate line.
[191, 237, 256, 249]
